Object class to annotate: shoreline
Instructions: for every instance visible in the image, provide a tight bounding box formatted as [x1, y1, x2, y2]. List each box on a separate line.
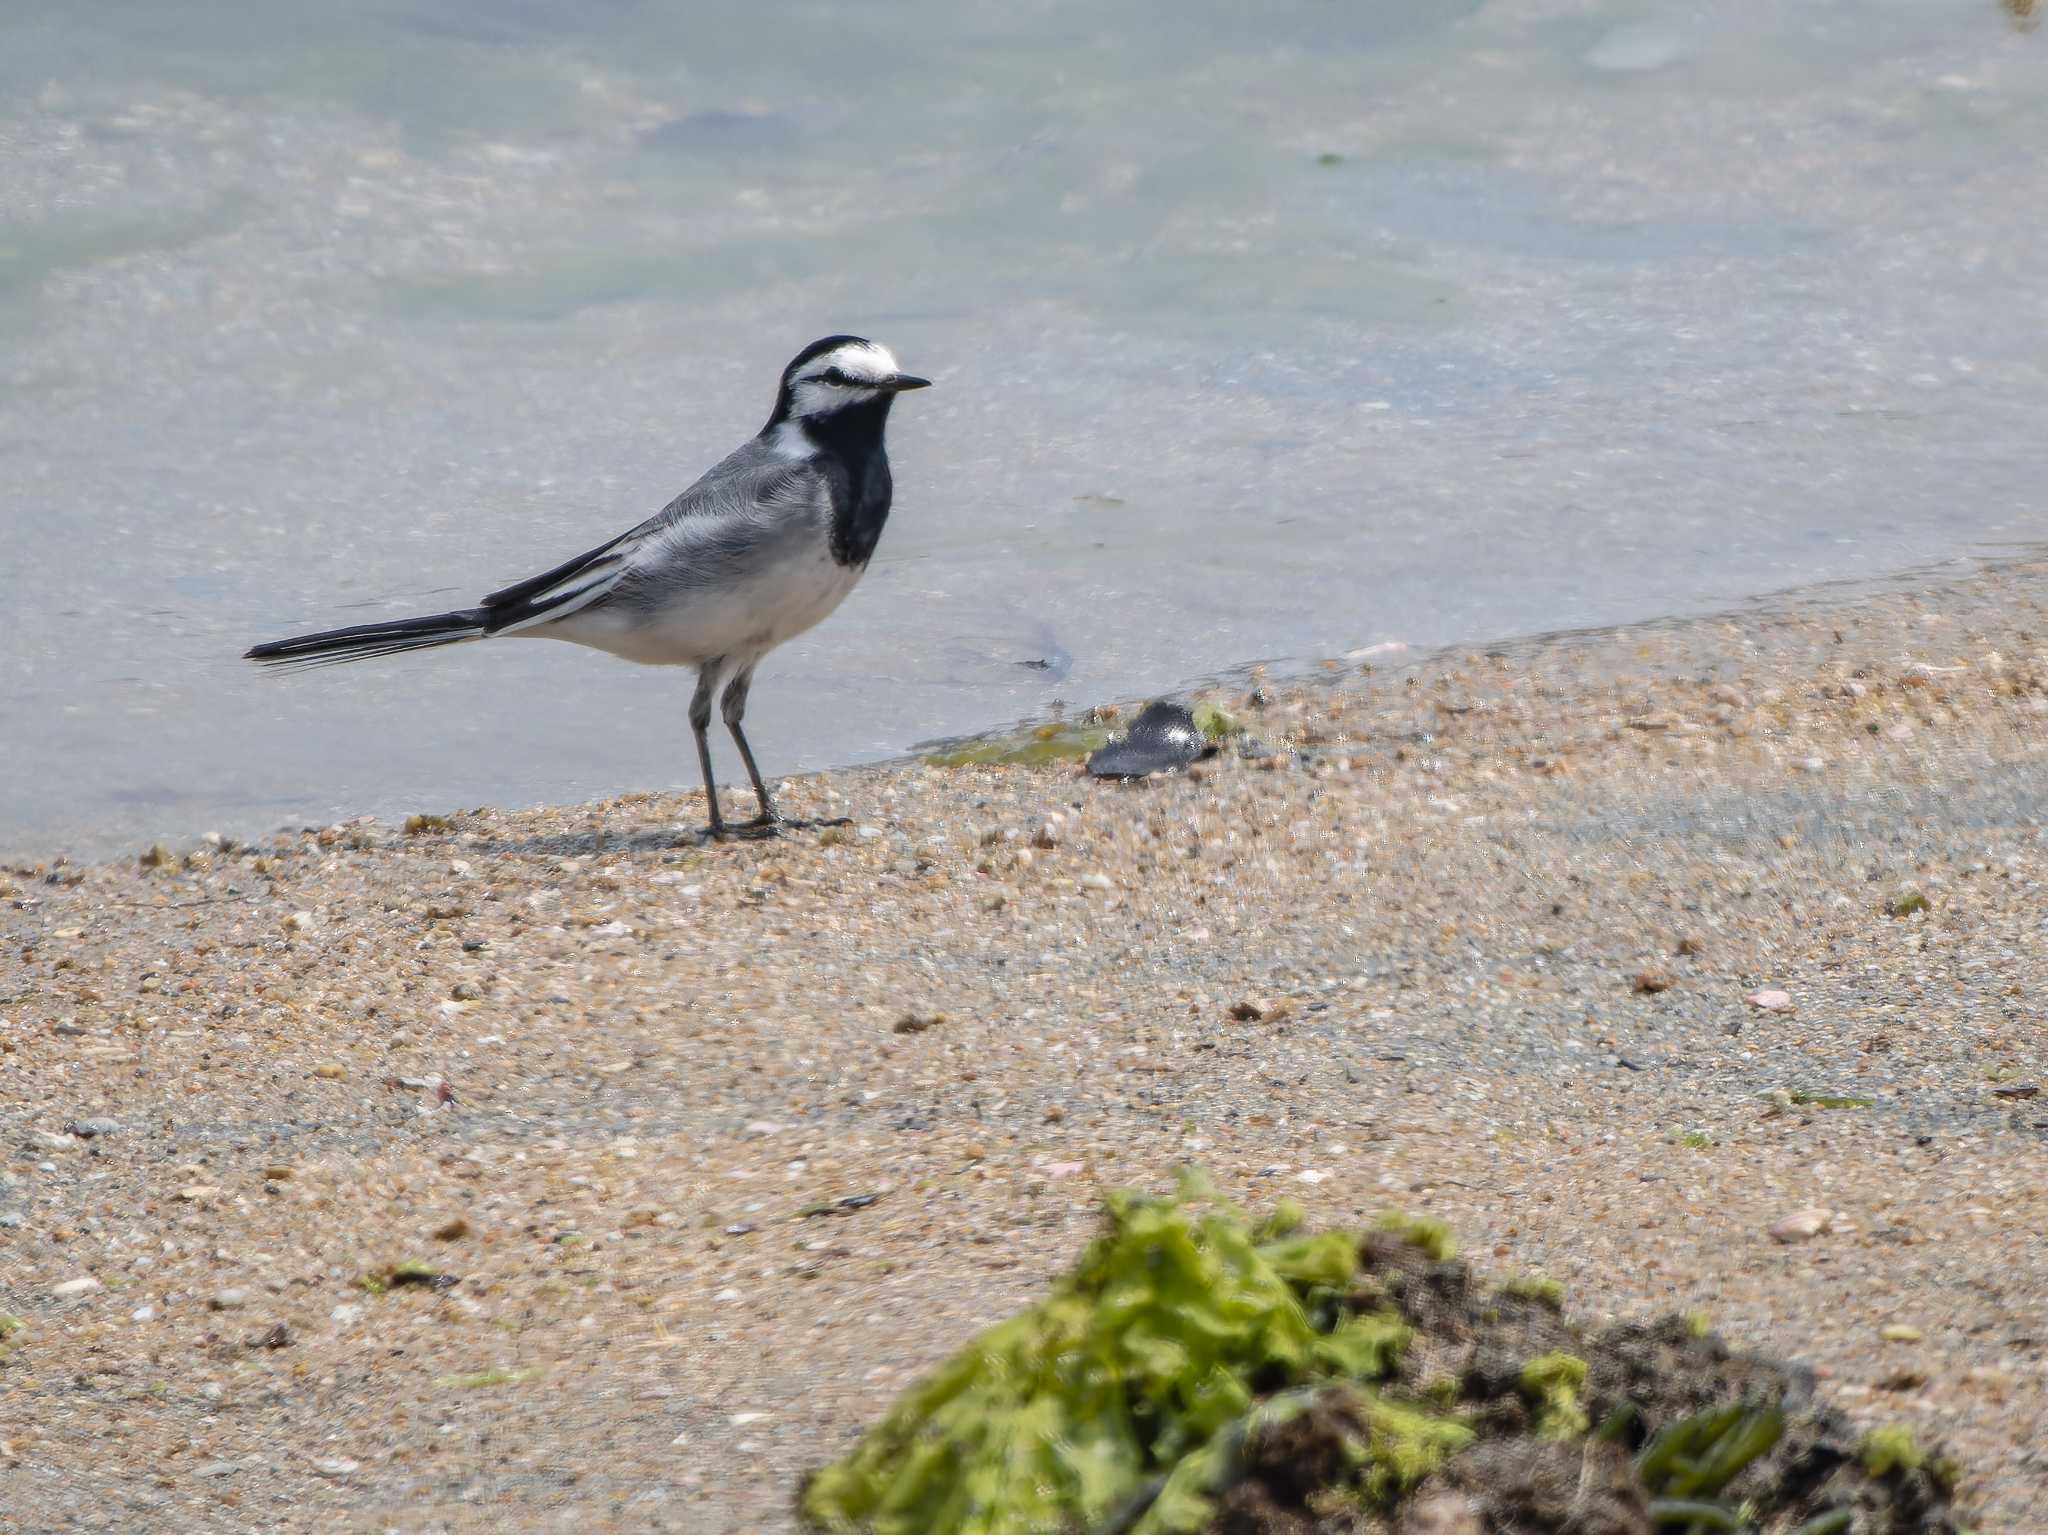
[9, 547, 2042, 872]
[3, 550, 2046, 1531]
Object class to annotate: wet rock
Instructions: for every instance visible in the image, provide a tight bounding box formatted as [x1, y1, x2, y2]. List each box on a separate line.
[1086, 701, 1215, 779]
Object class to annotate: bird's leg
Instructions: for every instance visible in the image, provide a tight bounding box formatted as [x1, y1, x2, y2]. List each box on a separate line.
[718, 668, 847, 834]
[720, 666, 780, 830]
[689, 665, 725, 837]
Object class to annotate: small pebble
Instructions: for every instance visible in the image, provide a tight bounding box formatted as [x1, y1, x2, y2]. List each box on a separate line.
[209, 1288, 249, 1310]
[1745, 989, 1795, 1012]
[1768, 1208, 1833, 1243]
[1401, 1491, 1484, 1535]
[51, 1276, 101, 1299]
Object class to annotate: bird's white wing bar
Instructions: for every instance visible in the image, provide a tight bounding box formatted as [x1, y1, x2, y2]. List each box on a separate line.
[486, 546, 634, 635]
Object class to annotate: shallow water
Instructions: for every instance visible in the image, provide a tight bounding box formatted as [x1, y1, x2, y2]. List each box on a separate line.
[2, 0, 2043, 860]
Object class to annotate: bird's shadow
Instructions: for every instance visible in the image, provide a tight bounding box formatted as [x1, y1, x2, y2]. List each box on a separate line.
[459, 815, 846, 862]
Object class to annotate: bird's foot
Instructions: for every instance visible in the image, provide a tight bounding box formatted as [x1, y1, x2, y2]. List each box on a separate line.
[742, 811, 853, 837]
[695, 818, 777, 843]
[696, 813, 850, 843]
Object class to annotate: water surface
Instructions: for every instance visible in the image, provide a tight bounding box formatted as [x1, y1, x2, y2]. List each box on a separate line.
[2, 0, 2043, 858]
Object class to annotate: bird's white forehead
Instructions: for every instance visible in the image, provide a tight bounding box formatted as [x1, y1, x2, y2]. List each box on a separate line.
[801, 340, 899, 383]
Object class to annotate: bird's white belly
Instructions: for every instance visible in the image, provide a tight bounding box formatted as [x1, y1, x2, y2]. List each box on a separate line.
[536, 546, 864, 669]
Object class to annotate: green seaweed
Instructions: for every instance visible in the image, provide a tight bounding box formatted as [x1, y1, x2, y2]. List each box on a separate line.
[923, 722, 1109, 769]
[1637, 1402, 1784, 1504]
[1125, 1386, 1472, 1535]
[1788, 1091, 1874, 1110]
[1372, 1210, 1459, 1263]
[1519, 1352, 1590, 1441]
[1499, 1273, 1567, 1311]
[1859, 1424, 1926, 1478]
[435, 1365, 544, 1390]
[798, 1175, 1424, 1535]
[1190, 701, 1244, 740]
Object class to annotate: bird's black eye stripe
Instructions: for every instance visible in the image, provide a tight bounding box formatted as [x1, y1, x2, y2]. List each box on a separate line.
[817, 367, 853, 385]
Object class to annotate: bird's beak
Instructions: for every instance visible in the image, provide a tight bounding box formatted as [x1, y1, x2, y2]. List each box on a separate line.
[882, 373, 932, 392]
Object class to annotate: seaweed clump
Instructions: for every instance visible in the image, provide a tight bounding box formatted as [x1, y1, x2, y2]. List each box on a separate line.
[799, 1173, 1450, 1534]
[798, 1176, 1969, 1535]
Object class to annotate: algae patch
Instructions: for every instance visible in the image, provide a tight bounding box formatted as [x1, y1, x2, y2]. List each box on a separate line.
[1859, 1423, 1926, 1478]
[1499, 1272, 1567, 1311]
[1788, 1090, 1874, 1110]
[1519, 1352, 1589, 1440]
[435, 1365, 544, 1391]
[923, 721, 1108, 769]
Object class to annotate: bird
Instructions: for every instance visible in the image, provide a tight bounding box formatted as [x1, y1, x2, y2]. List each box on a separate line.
[245, 334, 931, 837]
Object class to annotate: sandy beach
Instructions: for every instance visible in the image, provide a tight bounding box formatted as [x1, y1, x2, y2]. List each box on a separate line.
[4, 551, 2046, 1534]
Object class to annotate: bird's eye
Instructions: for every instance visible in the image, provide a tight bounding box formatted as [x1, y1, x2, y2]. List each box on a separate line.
[818, 367, 852, 386]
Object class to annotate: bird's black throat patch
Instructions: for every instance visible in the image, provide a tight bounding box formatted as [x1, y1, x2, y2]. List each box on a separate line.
[804, 395, 899, 568]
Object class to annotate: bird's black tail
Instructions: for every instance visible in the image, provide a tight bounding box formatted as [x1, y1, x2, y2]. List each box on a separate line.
[244, 608, 490, 671]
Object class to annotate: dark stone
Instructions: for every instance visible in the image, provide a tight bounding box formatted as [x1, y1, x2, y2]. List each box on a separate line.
[1086, 701, 1216, 779]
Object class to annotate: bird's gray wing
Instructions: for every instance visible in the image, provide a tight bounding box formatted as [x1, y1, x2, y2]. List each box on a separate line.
[481, 441, 831, 635]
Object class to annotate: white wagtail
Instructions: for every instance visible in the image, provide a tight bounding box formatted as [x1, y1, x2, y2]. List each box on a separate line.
[245, 335, 930, 836]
